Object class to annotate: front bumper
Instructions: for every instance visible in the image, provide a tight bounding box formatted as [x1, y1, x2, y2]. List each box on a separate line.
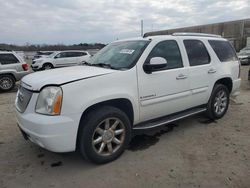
[231, 78, 241, 97]
[239, 59, 250, 65]
[15, 109, 79, 152]
[31, 64, 41, 70]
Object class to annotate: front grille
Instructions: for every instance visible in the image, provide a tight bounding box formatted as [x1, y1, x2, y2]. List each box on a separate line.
[16, 86, 33, 113]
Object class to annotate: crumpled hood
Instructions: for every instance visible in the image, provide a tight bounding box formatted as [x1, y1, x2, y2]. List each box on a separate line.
[21, 66, 117, 91]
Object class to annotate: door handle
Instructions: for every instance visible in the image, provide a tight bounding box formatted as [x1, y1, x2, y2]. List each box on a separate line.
[208, 68, 216, 74]
[176, 74, 188, 80]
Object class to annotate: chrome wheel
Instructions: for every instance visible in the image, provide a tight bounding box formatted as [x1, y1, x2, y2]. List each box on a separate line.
[92, 118, 125, 156]
[214, 90, 228, 115]
[0, 77, 13, 90]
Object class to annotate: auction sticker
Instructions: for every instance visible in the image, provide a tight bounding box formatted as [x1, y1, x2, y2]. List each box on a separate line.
[119, 49, 135, 54]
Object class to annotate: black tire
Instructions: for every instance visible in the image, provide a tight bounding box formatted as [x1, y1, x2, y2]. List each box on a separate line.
[42, 63, 53, 70]
[0, 75, 15, 92]
[78, 106, 131, 164]
[206, 84, 230, 120]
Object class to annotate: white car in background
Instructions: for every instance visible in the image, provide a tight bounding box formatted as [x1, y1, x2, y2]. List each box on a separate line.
[31, 50, 91, 71]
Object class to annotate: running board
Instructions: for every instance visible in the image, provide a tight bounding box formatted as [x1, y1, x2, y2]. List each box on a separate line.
[133, 107, 207, 130]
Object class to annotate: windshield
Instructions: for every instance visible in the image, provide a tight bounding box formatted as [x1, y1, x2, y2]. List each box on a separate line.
[48, 52, 58, 58]
[88, 40, 150, 70]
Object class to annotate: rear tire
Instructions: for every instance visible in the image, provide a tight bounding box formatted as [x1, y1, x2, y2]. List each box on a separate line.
[78, 106, 131, 164]
[0, 75, 15, 92]
[206, 84, 229, 120]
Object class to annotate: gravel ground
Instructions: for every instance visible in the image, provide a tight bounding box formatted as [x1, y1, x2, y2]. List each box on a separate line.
[0, 66, 250, 188]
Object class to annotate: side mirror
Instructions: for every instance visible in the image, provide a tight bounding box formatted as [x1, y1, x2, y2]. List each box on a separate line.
[54, 56, 58, 59]
[143, 57, 167, 73]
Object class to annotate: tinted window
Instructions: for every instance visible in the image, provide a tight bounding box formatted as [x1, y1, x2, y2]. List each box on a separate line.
[0, 54, 19, 64]
[79, 52, 87, 56]
[184, 40, 210, 66]
[70, 52, 87, 57]
[208, 40, 237, 62]
[55, 52, 67, 58]
[146, 40, 183, 70]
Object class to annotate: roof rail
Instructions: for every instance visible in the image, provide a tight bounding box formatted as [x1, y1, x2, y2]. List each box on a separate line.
[0, 49, 12, 51]
[172, 32, 221, 38]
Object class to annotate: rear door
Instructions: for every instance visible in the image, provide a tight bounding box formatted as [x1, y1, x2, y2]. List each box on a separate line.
[137, 39, 191, 121]
[182, 39, 216, 107]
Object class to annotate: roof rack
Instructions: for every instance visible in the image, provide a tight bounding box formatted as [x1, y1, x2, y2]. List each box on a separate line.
[172, 32, 221, 38]
[0, 49, 12, 51]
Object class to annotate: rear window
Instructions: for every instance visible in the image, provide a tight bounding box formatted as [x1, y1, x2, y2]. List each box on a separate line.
[0, 54, 19, 64]
[208, 40, 237, 62]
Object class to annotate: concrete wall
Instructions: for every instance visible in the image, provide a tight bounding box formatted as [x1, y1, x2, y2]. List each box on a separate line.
[144, 19, 250, 51]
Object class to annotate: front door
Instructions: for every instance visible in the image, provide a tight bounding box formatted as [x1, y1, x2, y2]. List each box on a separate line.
[137, 40, 191, 121]
[54, 52, 77, 67]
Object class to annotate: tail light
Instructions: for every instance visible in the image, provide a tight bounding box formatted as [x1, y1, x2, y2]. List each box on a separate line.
[22, 64, 29, 71]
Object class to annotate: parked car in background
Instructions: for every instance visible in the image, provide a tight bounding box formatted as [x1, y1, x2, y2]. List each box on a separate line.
[239, 46, 250, 53]
[0, 51, 30, 91]
[31, 50, 91, 71]
[32, 51, 54, 60]
[237, 51, 250, 65]
[15, 33, 241, 164]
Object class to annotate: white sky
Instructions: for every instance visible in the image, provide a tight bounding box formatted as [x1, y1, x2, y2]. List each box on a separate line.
[0, 0, 249, 45]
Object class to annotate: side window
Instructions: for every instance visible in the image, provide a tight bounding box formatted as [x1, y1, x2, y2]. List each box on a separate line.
[55, 52, 67, 58]
[79, 52, 87, 56]
[184, 40, 210, 66]
[0, 54, 19, 64]
[66, 52, 76, 57]
[146, 40, 183, 70]
[208, 40, 237, 62]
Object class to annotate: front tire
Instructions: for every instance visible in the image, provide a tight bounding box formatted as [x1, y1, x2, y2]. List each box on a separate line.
[78, 106, 131, 164]
[206, 84, 229, 120]
[42, 63, 53, 70]
[0, 75, 15, 92]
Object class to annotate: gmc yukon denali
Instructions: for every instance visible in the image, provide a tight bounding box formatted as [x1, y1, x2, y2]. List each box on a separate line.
[15, 33, 241, 164]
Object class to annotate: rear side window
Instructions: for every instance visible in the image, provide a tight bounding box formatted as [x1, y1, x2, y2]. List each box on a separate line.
[208, 40, 237, 62]
[0, 54, 19, 64]
[146, 40, 183, 70]
[184, 40, 210, 66]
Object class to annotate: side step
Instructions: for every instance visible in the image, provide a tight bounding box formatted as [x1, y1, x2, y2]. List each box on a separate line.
[133, 107, 207, 130]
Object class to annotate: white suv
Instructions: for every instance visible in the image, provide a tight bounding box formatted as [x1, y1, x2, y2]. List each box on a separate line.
[15, 33, 241, 164]
[0, 51, 30, 91]
[31, 50, 91, 71]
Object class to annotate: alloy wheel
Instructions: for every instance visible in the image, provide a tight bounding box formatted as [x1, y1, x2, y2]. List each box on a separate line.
[92, 118, 126, 156]
[214, 90, 228, 115]
[0, 77, 13, 90]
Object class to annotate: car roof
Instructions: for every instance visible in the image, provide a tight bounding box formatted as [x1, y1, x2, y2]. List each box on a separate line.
[114, 33, 227, 43]
[0, 51, 14, 54]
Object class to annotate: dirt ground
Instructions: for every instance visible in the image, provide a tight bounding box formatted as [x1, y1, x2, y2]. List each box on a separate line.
[0, 66, 250, 188]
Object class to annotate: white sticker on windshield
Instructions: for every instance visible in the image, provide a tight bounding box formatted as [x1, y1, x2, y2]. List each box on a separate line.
[119, 49, 135, 54]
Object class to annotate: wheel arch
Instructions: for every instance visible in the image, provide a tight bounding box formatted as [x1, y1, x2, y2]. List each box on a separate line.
[76, 98, 134, 149]
[0, 73, 16, 81]
[214, 77, 233, 93]
[43, 62, 54, 68]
